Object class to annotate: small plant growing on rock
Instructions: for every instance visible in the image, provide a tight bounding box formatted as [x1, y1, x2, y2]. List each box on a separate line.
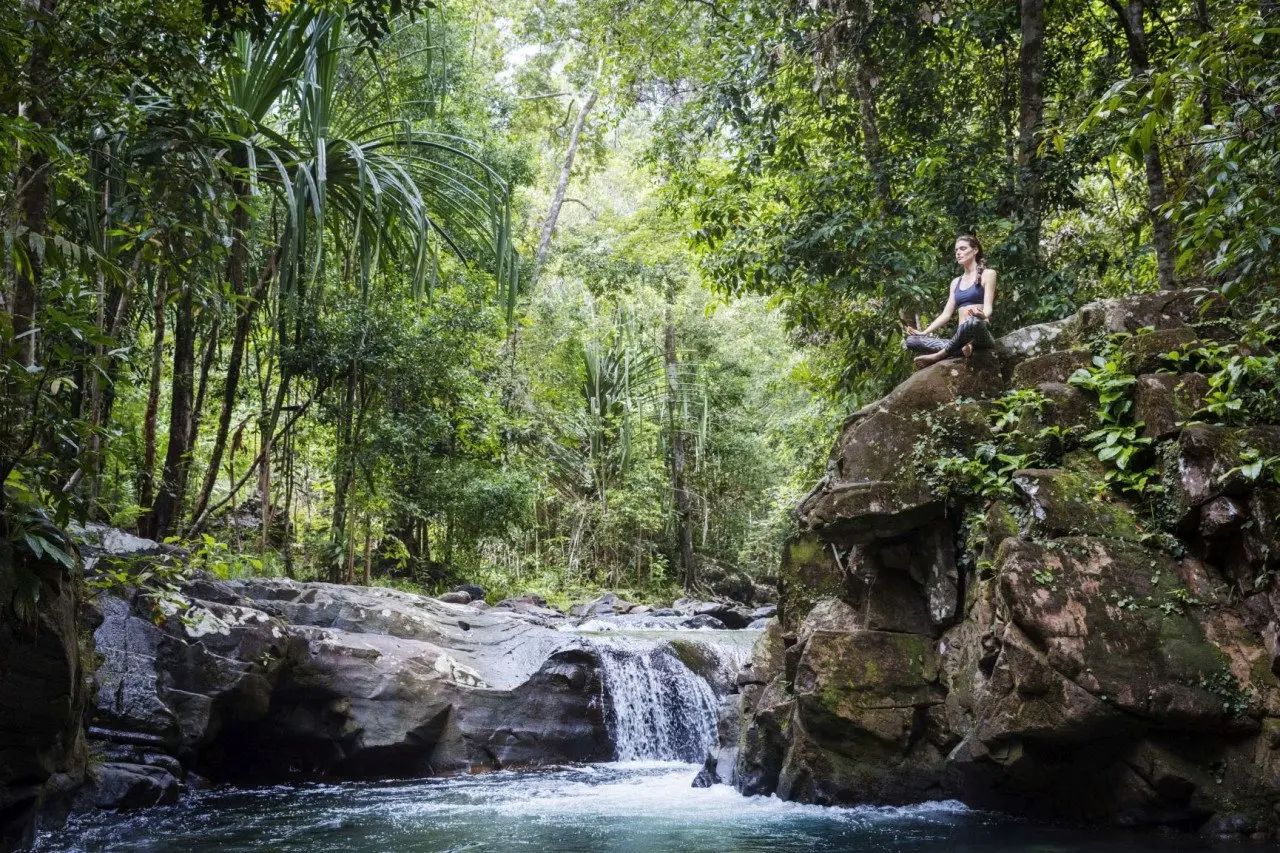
[1157, 586, 1201, 616]
[1032, 566, 1056, 588]
[1198, 668, 1258, 718]
[1225, 446, 1280, 486]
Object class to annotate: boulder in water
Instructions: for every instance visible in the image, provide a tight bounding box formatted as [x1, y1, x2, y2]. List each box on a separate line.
[89, 570, 613, 788]
[692, 753, 721, 788]
[79, 763, 181, 810]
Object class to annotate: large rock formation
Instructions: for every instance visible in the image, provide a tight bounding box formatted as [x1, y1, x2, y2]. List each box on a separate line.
[85, 571, 613, 794]
[0, 547, 92, 852]
[734, 290, 1280, 840]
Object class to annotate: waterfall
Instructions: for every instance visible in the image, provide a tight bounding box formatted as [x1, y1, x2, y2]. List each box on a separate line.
[579, 631, 753, 762]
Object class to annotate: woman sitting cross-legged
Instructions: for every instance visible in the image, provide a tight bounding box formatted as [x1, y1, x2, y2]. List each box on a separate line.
[904, 234, 997, 369]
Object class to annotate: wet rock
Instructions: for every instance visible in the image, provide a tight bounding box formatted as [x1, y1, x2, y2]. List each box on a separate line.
[88, 576, 613, 788]
[751, 605, 777, 620]
[694, 601, 753, 629]
[437, 591, 472, 604]
[733, 677, 794, 797]
[691, 753, 721, 788]
[492, 596, 566, 623]
[0, 550, 92, 849]
[79, 764, 181, 810]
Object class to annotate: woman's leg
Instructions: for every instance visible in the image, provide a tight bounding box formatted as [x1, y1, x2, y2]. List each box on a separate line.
[944, 319, 994, 356]
[904, 334, 951, 355]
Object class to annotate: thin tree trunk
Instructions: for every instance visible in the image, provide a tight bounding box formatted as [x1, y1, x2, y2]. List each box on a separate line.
[664, 290, 695, 591]
[12, 0, 58, 370]
[1017, 0, 1047, 259]
[1107, 0, 1177, 289]
[363, 518, 372, 586]
[329, 362, 358, 583]
[191, 315, 220, 447]
[138, 269, 169, 513]
[144, 279, 196, 539]
[190, 245, 276, 529]
[534, 90, 598, 282]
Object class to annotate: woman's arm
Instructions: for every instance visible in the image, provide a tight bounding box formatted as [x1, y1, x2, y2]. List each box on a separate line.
[914, 285, 956, 335]
[972, 269, 997, 321]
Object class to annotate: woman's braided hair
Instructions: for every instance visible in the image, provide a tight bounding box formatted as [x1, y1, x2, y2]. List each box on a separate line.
[957, 234, 986, 284]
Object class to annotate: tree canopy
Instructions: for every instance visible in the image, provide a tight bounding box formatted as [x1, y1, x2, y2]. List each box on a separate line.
[1, 0, 1276, 606]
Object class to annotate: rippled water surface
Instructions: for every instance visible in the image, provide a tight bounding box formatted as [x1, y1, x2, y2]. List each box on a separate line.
[36, 762, 1252, 853]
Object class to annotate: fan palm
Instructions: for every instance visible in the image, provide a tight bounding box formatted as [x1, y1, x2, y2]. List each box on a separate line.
[187, 2, 519, 536]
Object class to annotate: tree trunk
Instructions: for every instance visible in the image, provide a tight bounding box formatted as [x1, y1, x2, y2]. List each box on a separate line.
[363, 518, 372, 586]
[12, 0, 58, 370]
[138, 269, 169, 513]
[534, 90, 599, 282]
[144, 279, 196, 540]
[851, 62, 894, 214]
[1016, 0, 1047, 259]
[190, 315, 220, 449]
[663, 289, 695, 591]
[1108, 0, 1177, 289]
[189, 237, 275, 530]
[329, 362, 358, 583]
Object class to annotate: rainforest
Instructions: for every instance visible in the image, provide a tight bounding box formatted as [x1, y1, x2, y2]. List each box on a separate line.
[1, 0, 1278, 848]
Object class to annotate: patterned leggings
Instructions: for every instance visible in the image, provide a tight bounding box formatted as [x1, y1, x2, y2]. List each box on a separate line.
[904, 318, 995, 357]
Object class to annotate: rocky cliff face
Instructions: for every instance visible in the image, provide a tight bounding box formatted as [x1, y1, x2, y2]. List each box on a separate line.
[0, 551, 92, 852]
[732, 290, 1280, 840]
[83, 567, 614, 804]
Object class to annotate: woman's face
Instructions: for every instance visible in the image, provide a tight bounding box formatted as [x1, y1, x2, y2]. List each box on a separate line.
[955, 240, 978, 265]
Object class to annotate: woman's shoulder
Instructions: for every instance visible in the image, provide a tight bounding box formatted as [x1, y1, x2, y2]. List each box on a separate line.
[981, 267, 998, 280]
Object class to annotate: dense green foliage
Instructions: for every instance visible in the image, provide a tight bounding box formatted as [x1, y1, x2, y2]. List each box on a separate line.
[1, 0, 1276, 607]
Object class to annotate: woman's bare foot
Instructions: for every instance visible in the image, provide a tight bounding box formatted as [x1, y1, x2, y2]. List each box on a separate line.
[913, 351, 947, 369]
[962, 343, 973, 358]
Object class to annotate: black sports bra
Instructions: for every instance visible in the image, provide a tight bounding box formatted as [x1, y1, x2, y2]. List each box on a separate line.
[954, 275, 985, 308]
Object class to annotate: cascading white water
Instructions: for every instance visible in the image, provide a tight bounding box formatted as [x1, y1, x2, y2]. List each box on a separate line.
[579, 631, 754, 762]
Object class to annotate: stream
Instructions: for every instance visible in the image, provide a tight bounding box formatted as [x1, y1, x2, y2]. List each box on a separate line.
[33, 627, 1258, 852]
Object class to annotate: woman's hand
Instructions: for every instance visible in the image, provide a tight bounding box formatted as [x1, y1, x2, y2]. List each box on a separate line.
[905, 326, 921, 336]
[967, 309, 986, 321]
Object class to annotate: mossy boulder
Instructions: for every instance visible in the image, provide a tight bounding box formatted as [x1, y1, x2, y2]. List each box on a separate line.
[792, 630, 942, 747]
[1031, 381, 1097, 433]
[751, 290, 1280, 836]
[995, 536, 1244, 729]
[777, 535, 843, 632]
[1160, 424, 1280, 529]
[1011, 349, 1094, 388]
[995, 318, 1072, 364]
[1120, 327, 1199, 374]
[1011, 469, 1141, 540]
[1064, 289, 1211, 343]
[1134, 373, 1209, 439]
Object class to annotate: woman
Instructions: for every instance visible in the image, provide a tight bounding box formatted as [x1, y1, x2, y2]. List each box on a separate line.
[904, 235, 997, 368]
